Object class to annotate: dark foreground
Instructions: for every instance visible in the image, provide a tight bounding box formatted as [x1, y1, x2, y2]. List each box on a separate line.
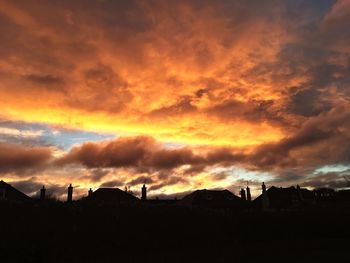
[1, 202, 350, 263]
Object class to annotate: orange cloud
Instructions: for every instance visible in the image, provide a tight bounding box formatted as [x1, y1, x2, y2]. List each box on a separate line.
[0, 0, 293, 147]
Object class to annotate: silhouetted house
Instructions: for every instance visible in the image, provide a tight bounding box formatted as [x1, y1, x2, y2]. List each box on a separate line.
[144, 196, 178, 205]
[178, 189, 244, 209]
[86, 188, 139, 204]
[314, 188, 335, 202]
[0, 180, 31, 202]
[335, 189, 350, 204]
[253, 184, 314, 211]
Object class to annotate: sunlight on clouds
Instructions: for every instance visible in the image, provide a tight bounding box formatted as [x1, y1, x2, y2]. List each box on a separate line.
[314, 164, 350, 174]
[0, 0, 350, 197]
[0, 127, 44, 138]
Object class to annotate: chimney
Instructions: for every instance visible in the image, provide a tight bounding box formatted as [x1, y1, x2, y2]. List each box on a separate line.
[240, 188, 246, 201]
[296, 185, 303, 202]
[40, 186, 46, 200]
[67, 184, 73, 202]
[141, 184, 147, 201]
[88, 188, 93, 197]
[261, 182, 269, 211]
[246, 186, 251, 202]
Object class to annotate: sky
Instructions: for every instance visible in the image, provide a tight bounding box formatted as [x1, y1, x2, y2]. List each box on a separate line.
[1, 0, 350, 200]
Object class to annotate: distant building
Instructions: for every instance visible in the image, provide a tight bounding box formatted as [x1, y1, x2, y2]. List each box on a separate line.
[314, 188, 335, 201]
[253, 185, 314, 210]
[334, 189, 350, 204]
[86, 187, 139, 203]
[178, 189, 245, 209]
[0, 180, 31, 202]
[145, 198, 178, 205]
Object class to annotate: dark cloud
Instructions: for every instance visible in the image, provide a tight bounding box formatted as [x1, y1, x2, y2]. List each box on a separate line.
[10, 178, 67, 198]
[24, 74, 64, 85]
[288, 88, 331, 117]
[11, 178, 43, 195]
[206, 99, 275, 122]
[57, 136, 157, 168]
[183, 164, 207, 175]
[100, 180, 124, 188]
[149, 176, 188, 191]
[301, 172, 350, 189]
[205, 148, 245, 166]
[88, 168, 111, 182]
[0, 142, 53, 174]
[270, 171, 305, 184]
[212, 172, 228, 181]
[250, 127, 332, 169]
[249, 105, 350, 171]
[57, 136, 246, 171]
[127, 176, 154, 186]
[148, 96, 197, 118]
[146, 148, 204, 169]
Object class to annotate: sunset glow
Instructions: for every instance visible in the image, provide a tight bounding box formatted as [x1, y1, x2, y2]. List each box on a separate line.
[1, 0, 350, 199]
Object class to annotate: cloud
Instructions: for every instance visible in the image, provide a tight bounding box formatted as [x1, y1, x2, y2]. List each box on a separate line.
[205, 99, 278, 123]
[0, 0, 350, 194]
[0, 0, 293, 146]
[24, 74, 64, 85]
[10, 178, 43, 194]
[149, 175, 189, 191]
[249, 104, 350, 171]
[0, 142, 53, 174]
[10, 178, 67, 198]
[57, 136, 158, 168]
[56, 107, 350, 185]
[127, 175, 154, 186]
[288, 88, 331, 117]
[301, 172, 350, 189]
[100, 180, 124, 188]
[57, 136, 247, 171]
[148, 96, 197, 118]
[88, 168, 111, 182]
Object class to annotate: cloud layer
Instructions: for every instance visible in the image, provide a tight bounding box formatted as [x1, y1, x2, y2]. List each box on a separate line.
[0, 0, 350, 198]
